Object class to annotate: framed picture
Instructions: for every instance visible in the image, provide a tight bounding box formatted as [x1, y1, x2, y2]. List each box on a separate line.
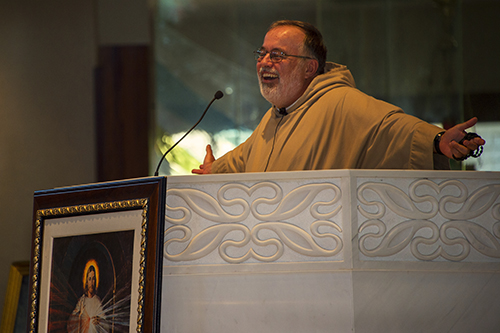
[28, 177, 166, 333]
[1, 261, 30, 333]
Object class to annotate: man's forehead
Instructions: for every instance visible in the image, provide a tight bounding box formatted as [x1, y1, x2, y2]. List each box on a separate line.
[263, 26, 305, 48]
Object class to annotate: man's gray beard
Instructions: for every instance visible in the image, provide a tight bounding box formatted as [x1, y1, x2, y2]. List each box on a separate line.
[259, 81, 279, 105]
[258, 62, 307, 107]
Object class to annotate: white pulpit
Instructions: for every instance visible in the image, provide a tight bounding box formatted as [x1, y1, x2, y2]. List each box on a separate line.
[161, 170, 500, 332]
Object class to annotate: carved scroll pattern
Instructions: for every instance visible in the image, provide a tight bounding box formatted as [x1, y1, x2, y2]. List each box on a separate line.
[358, 179, 500, 261]
[164, 182, 343, 263]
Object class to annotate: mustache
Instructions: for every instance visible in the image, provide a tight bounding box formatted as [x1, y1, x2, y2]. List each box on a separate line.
[259, 67, 279, 76]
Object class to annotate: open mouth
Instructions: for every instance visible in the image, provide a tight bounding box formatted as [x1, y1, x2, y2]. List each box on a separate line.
[260, 71, 279, 83]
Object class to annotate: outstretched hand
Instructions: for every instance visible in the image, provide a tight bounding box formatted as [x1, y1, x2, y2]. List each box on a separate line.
[439, 117, 486, 160]
[192, 144, 215, 174]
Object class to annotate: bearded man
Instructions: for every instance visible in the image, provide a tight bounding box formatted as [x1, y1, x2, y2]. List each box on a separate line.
[193, 20, 485, 174]
[68, 265, 105, 333]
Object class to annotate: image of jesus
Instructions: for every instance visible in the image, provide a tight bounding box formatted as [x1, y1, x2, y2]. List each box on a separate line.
[67, 265, 105, 333]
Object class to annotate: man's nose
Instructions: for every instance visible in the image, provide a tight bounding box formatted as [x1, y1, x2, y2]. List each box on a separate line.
[259, 52, 273, 65]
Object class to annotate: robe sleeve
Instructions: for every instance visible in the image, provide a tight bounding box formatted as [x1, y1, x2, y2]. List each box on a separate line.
[211, 110, 273, 173]
[341, 90, 450, 170]
[211, 143, 247, 173]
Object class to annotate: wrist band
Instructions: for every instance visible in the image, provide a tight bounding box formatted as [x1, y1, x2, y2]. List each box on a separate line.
[434, 131, 445, 155]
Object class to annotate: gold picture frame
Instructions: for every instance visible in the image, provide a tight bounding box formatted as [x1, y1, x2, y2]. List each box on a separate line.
[28, 177, 166, 333]
[1, 261, 30, 333]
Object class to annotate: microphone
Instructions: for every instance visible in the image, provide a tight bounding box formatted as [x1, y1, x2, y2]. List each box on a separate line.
[154, 90, 224, 176]
[278, 107, 287, 116]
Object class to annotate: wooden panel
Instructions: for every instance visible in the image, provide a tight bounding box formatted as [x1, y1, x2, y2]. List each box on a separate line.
[95, 45, 150, 182]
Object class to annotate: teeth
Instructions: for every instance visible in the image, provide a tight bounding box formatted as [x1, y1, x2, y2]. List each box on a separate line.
[262, 73, 278, 79]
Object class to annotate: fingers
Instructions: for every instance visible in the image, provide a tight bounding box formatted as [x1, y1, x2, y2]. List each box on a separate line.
[191, 145, 215, 174]
[472, 136, 486, 147]
[449, 141, 469, 158]
[461, 137, 484, 152]
[192, 167, 203, 174]
[192, 163, 207, 174]
[456, 117, 478, 132]
[449, 136, 485, 161]
[204, 144, 215, 164]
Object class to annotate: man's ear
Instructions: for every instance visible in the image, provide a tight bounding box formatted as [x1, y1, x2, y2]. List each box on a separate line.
[305, 59, 319, 79]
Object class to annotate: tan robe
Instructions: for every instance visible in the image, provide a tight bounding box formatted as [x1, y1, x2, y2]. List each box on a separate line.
[212, 62, 449, 173]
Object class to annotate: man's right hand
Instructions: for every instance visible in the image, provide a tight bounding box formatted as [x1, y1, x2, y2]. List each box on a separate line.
[192, 144, 215, 174]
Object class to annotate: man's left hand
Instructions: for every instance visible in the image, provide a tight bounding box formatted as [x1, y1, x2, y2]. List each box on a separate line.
[439, 117, 486, 160]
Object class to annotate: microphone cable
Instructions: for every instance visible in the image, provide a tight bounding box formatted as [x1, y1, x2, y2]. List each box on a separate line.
[263, 114, 286, 172]
[154, 90, 223, 176]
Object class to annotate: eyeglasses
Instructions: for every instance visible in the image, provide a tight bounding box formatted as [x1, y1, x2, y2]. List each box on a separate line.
[254, 48, 315, 63]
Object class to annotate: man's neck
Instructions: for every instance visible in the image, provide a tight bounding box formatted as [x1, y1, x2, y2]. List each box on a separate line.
[275, 97, 300, 113]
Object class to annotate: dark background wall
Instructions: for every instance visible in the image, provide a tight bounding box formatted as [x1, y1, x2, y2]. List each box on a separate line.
[0, 0, 150, 318]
